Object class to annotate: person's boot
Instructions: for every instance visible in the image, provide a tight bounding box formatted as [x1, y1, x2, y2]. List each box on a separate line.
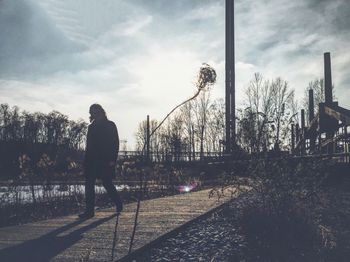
[78, 210, 94, 220]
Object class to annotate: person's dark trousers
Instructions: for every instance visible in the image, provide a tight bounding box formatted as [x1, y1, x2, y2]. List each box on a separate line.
[101, 176, 122, 207]
[85, 175, 96, 213]
[85, 174, 122, 213]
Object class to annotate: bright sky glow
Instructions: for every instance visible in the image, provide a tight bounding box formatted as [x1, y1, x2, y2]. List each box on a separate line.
[1, 0, 349, 148]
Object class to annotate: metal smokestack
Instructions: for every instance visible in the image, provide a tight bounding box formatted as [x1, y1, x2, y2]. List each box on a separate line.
[324, 52, 333, 104]
[295, 124, 300, 143]
[225, 0, 235, 153]
[301, 109, 305, 130]
[308, 89, 315, 152]
[308, 89, 314, 123]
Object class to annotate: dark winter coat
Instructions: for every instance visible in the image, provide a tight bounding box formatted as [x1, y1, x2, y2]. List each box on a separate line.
[83, 119, 119, 178]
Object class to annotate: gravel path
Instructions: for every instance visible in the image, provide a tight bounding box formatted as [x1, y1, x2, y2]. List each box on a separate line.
[134, 185, 350, 262]
[144, 193, 251, 262]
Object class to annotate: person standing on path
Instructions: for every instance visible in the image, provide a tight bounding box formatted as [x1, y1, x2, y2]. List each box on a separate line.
[79, 104, 123, 219]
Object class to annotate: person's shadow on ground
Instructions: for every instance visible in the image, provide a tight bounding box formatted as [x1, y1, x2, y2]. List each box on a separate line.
[0, 214, 117, 261]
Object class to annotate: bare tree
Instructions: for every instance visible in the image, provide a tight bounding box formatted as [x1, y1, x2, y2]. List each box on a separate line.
[270, 78, 294, 151]
[302, 78, 336, 124]
[180, 101, 195, 161]
[206, 98, 225, 153]
[237, 108, 257, 153]
[166, 114, 185, 161]
[194, 91, 211, 159]
[238, 73, 296, 153]
[242, 73, 272, 152]
[135, 118, 164, 160]
[0, 103, 11, 141]
[67, 119, 88, 150]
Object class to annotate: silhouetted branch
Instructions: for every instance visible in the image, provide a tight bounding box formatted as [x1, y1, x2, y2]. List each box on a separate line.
[110, 213, 120, 261]
[128, 171, 144, 254]
[149, 63, 216, 141]
[127, 64, 216, 255]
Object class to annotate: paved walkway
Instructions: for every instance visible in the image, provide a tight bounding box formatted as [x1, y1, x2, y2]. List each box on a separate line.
[0, 189, 232, 261]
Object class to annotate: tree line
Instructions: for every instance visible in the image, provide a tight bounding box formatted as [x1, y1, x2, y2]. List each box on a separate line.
[236, 73, 297, 153]
[0, 72, 327, 177]
[0, 104, 87, 178]
[135, 73, 327, 159]
[135, 92, 225, 161]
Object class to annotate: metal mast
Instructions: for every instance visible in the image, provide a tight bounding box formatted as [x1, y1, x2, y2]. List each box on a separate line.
[225, 0, 235, 153]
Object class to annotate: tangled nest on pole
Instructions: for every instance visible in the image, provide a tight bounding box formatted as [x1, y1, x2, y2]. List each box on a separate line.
[196, 63, 217, 91]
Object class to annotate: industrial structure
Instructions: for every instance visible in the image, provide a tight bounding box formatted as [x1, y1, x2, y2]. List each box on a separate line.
[293, 52, 350, 161]
[136, 1, 350, 163]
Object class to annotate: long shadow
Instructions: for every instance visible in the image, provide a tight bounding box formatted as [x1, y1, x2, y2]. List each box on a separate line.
[0, 214, 117, 261]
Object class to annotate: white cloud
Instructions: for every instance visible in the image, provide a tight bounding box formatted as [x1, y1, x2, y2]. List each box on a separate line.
[117, 15, 153, 36]
[1, 0, 349, 148]
[183, 2, 223, 21]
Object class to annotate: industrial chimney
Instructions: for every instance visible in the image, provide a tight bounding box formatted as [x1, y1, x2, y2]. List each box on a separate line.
[324, 52, 333, 104]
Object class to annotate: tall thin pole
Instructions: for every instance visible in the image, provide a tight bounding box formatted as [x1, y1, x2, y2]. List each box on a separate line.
[324, 52, 334, 153]
[231, 0, 236, 147]
[308, 89, 315, 152]
[308, 89, 314, 122]
[225, 0, 235, 153]
[301, 109, 305, 155]
[291, 124, 295, 153]
[324, 52, 333, 105]
[301, 109, 305, 130]
[146, 115, 150, 162]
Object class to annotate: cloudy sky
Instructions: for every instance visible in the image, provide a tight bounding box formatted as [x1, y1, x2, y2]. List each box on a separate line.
[1, 0, 349, 148]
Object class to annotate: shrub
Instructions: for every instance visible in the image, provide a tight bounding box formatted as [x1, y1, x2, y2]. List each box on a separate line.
[215, 156, 335, 261]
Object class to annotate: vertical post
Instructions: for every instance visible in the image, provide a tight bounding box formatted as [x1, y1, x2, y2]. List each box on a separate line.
[146, 115, 150, 162]
[345, 127, 348, 162]
[191, 124, 195, 161]
[291, 124, 295, 153]
[324, 52, 334, 153]
[225, 0, 235, 154]
[301, 109, 305, 154]
[295, 123, 300, 155]
[301, 109, 305, 130]
[308, 89, 315, 152]
[231, 0, 236, 147]
[295, 124, 300, 143]
[308, 89, 314, 122]
[324, 52, 333, 105]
